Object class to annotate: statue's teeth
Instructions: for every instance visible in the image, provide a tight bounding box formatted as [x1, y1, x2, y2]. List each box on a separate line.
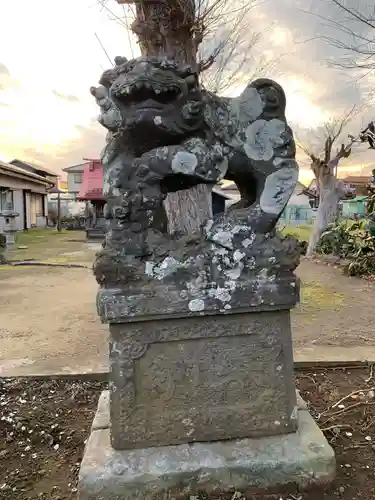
[154, 88, 162, 94]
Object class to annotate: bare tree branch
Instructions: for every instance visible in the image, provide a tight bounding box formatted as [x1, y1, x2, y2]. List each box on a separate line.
[321, 1, 375, 72]
[331, 0, 375, 30]
[96, 0, 278, 94]
[297, 105, 358, 165]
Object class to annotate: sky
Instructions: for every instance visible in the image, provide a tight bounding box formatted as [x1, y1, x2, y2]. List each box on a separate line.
[0, 0, 374, 185]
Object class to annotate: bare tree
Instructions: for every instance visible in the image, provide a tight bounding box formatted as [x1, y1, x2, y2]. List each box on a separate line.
[298, 106, 359, 256]
[323, 1, 375, 73]
[97, 0, 276, 95]
[95, 0, 278, 236]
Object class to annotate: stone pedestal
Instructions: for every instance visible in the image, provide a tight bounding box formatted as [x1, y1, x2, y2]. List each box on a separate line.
[79, 261, 335, 499]
[108, 308, 297, 450]
[79, 391, 335, 500]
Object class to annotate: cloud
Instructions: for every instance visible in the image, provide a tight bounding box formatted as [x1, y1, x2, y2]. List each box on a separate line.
[0, 62, 17, 91]
[52, 90, 81, 103]
[15, 120, 105, 175]
[1, 0, 374, 183]
[0, 63, 10, 76]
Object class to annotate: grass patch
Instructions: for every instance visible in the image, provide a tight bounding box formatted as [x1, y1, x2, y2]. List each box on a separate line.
[296, 280, 345, 316]
[6, 229, 86, 261]
[0, 264, 15, 271]
[281, 224, 312, 241]
[14, 228, 69, 246]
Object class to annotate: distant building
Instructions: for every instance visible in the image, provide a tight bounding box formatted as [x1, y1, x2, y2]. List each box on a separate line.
[9, 159, 59, 186]
[341, 175, 372, 196]
[280, 181, 316, 225]
[76, 160, 106, 240]
[341, 196, 368, 219]
[212, 183, 240, 213]
[62, 162, 91, 198]
[58, 179, 68, 191]
[0, 160, 55, 231]
[218, 180, 316, 225]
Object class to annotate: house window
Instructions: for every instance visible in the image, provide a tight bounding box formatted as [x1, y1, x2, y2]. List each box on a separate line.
[0, 189, 14, 211]
[74, 173, 83, 184]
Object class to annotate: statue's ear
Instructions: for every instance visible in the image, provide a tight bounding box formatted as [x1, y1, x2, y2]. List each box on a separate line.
[248, 78, 287, 118]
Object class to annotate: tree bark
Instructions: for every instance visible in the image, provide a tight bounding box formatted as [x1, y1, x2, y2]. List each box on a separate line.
[122, 0, 212, 235]
[306, 158, 345, 257]
[163, 184, 213, 234]
[306, 180, 343, 256]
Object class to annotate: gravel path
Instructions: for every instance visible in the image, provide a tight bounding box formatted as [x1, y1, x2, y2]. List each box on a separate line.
[294, 259, 375, 361]
[1, 259, 375, 376]
[0, 266, 107, 376]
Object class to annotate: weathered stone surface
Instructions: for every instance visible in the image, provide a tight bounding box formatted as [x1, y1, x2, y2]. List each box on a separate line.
[109, 309, 297, 450]
[98, 276, 299, 324]
[78, 400, 336, 500]
[93, 388, 309, 434]
[89, 55, 300, 287]
[96, 223, 300, 325]
[91, 391, 110, 431]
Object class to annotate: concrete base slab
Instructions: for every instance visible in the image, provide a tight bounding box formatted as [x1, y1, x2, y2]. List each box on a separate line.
[78, 391, 335, 500]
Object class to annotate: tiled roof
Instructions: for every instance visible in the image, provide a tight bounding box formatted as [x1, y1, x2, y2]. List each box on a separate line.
[0, 160, 51, 184]
[10, 159, 58, 177]
[341, 175, 372, 184]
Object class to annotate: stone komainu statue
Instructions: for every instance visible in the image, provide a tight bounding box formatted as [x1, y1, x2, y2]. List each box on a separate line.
[90, 56, 300, 282]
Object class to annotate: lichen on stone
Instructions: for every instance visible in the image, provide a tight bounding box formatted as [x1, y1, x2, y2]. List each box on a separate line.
[90, 57, 300, 292]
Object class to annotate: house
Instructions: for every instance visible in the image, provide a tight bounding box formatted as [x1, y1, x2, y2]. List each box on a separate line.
[212, 182, 240, 213]
[76, 160, 106, 239]
[341, 196, 368, 219]
[58, 179, 68, 191]
[62, 162, 91, 198]
[280, 181, 315, 225]
[341, 175, 372, 196]
[0, 160, 54, 231]
[219, 180, 315, 225]
[10, 159, 59, 187]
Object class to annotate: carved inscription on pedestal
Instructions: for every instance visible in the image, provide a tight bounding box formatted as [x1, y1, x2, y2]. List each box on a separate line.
[109, 311, 297, 450]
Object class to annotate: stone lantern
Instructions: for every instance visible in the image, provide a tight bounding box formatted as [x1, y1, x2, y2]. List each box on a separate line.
[0, 201, 19, 248]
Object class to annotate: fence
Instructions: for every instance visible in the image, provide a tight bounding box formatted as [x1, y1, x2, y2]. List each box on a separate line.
[279, 206, 314, 226]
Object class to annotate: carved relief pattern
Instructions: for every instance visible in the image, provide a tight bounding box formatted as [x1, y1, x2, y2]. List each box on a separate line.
[110, 336, 149, 441]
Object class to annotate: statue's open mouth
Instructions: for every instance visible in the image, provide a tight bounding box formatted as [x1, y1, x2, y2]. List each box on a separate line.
[116, 79, 182, 107]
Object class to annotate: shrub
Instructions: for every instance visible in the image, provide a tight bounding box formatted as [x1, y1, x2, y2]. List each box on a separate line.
[316, 219, 375, 276]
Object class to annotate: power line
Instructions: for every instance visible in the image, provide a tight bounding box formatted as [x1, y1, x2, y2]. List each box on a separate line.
[94, 32, 113, 66]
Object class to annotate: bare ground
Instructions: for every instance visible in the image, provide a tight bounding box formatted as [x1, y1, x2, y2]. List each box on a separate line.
[1, 368, 375, 500]
[295, 258, 375, 362]
[1, 252, 375, 376]
[0, 266, 108, 376]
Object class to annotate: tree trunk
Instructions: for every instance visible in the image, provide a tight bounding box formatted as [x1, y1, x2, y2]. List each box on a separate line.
[306, 177, 344, 257]
[123, 0, 212, 235]
[163, 184, 213, 234]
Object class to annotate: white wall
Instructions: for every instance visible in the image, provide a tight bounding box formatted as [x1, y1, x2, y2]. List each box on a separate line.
[67, 171, 84, 194]
[65, 164, 87, 195]
[0, 172, 50, 232]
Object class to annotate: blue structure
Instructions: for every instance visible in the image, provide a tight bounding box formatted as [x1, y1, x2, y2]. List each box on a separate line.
[341, 196, 368, 218]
